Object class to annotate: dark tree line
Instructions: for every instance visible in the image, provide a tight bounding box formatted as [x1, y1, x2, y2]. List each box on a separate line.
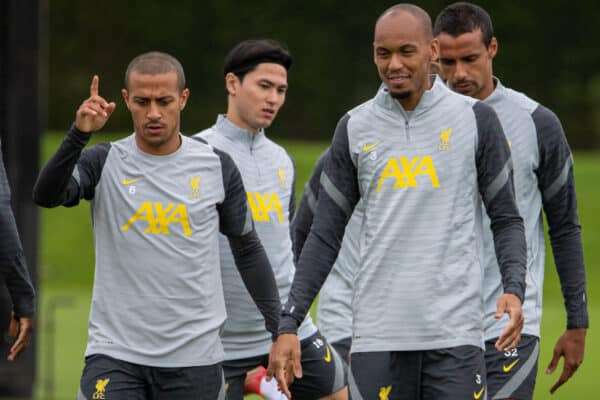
[47, 0, 600, 148]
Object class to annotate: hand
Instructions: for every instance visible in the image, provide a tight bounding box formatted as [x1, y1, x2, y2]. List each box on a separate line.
[546, 328, 586, 394]
[494, 293, 524, 351]
[266, 333, 302, 399]
[7, 314, 33, 362]
[75, 75, 116, 133]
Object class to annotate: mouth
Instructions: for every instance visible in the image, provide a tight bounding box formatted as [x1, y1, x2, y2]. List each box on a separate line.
[145, 123, 165, 134]
[452, 81, 473, 93]
[387, 74, 410, 85]
[261, 108, 276, 119]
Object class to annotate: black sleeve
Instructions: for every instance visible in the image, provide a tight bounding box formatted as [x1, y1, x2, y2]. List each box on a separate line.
[474, 102, 527, 302]
[533, 105, 588, 329]
[291, 149, 328, 263]
[33, 124, 109, 207]
[0, 147, 35, 318]
[280, 115, 359, 334]
[215, 148, 281, 337]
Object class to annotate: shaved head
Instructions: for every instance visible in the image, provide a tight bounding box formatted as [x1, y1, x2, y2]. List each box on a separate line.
[125, 51, 186, 92]
[375, 3, 433, 42]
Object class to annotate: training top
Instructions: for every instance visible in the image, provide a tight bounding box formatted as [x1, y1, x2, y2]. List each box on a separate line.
[280, 76, 526, 352]
[197, 115, 316, 360]
[293, 149, 361, 344]
[481, 79, 588, 340]
[33, 126, 281, 367]
[0, 142, 35, 318]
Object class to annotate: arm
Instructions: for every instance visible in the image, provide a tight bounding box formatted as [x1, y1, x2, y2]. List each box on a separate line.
[0, 147, 35, 361]
[267, 115, 359, 397]
[291, 149, 328, 263]
[474, 101, 526, 350]
[215, 148, 281, 338]
[532, 105, 588, 393]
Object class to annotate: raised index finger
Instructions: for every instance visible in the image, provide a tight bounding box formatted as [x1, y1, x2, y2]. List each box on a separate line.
[90, 75, 99, 97]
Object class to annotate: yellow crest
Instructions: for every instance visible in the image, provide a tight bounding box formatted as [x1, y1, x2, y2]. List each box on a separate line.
[379, 385, 392, 400]
[278, 168, 286, 188]
[439, 128, 453, 151]
[93, 378, 110, 399]
[189, 176, 201, 199]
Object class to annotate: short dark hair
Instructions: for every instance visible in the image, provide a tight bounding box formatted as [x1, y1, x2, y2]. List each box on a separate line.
[433, 2, 494, 46]
[223, 39, 292, 81]
[125, 51, 186, 92]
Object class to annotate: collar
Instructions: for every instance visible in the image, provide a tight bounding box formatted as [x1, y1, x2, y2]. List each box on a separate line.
[215, 114, 266, 148]
[374, 75, 447, 119]
[482, 77, 506, 107]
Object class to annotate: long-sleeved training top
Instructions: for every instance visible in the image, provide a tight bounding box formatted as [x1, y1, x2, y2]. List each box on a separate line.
[280, 76, 526, 353]
[0, 142, 35, 318]
[196, 115, 316, 361]
[481, 79, 588, 340]
[33, 126, 281, 367]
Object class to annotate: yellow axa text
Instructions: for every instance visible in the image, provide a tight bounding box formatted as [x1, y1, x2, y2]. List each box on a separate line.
[247, 192, 284, 223]
[376, 155, 440, 192]
[121, 202, 192, 236]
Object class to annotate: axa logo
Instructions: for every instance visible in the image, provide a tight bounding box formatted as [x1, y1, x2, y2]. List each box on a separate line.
[439, 128, 453, 151]
[247, 192, 284, 223]
[376, 155, 440, 192]
[92, 378, 110, 399]
[121, 202, 192, 236]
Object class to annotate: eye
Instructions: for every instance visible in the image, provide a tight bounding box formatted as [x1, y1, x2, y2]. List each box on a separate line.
[134, 98, 148, 105]
[158, 98, 173, 106]
[439, 59, 455, 66]
[277, 87, 287, 94]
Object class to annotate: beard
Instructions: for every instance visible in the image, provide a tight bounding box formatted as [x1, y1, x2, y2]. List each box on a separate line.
[390, 90, 411, 100]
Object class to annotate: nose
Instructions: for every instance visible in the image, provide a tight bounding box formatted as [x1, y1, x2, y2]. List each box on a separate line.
[147, 101, 161, 120]
[454, 61, 467, 81]
[389, 53, 404, 71]
[266, 88, 280, 105]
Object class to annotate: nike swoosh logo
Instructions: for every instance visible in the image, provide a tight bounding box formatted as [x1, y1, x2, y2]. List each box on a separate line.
[503, 358, 520, 373]
[363, 142, 379, 152]
[121, 178, 142, 185]
[473, 387, 485, 399]
[324, 346, 331, 363]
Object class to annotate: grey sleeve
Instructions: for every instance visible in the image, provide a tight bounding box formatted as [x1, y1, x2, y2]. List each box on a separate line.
[288, 152, 297, 224]
[214, 148, 281, 337]
[33, 124, 109, 207]
[0, 147, 35, 318]
[474, 102, 527, 302]
[280, 115, 359, 334]
[533, 105, 588, 329]
[291, 149, 328, 263]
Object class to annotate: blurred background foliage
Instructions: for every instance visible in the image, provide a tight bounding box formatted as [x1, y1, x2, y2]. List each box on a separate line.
[46, 0, 600, 147]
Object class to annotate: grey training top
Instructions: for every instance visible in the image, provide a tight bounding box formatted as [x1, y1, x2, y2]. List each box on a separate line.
[280, 77, 526, 353]
[197, 116, 316, 360]
[481, 79, 588, 340]
[33, 126, 281, 367]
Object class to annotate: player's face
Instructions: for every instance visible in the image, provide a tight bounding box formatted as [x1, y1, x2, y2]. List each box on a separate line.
[226, 63, 287, 134]
[373, 11, 438, 110]
[122, 71, 189, 155]
[437, 30, 497, 100]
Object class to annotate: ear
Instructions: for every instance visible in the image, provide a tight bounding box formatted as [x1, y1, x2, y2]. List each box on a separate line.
[121, 89, 130, 110]
[488, 36, 498, 60]
[179, 88, 190, 111]
[225, 72, 239, 96]
[430, 38, 440, 62]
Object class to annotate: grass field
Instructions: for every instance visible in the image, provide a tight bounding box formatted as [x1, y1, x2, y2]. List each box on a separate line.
[33, 132, 598, 399]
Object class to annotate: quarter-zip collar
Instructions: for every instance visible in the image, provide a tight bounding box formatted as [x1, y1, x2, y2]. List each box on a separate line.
[215, 114, 266, 151]
[375, 75, 447, 120]
[482, 77, 505, 108]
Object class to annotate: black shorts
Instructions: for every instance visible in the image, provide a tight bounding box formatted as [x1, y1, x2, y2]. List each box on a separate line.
[349, 345, 486, 400]
[77, 353, 225, 400]
[224, 331, 347, 400]
[331, 337, 352, 363]
[485, 334, 539, 400]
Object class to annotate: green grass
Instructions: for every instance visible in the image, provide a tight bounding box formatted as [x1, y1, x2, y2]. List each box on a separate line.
[34, 133, 598, 399]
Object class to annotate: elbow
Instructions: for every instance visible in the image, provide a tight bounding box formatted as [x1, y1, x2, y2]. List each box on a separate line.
[32, 184, 58, 208]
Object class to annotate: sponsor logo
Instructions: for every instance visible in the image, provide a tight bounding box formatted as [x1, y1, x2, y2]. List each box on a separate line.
[363, 141, 380, 152]
[503, 358, 520, 373]
[247, 192, 284, 223]
[189, 176, 201, 199]
[379, 385, 392, 400]
[438, 128, 453, 151]
[473, 387, 485, 400]
[324, 346, 332, 363]
[121, 202, 192, 236]
[121, 178, 142, 185]
[376, 155, 440, 192]
[92, 378, 110, 399]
